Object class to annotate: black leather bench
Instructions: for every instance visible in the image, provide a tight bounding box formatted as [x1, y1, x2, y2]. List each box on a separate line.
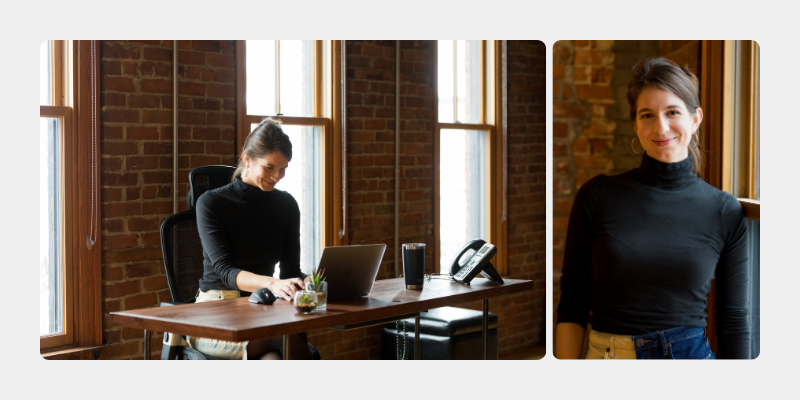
[381, 306, 498, 360]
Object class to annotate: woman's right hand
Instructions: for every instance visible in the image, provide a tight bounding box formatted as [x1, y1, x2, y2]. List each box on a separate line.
[267, 278, 305, 300]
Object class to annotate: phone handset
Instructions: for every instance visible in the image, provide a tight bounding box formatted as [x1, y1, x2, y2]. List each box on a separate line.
[449, 239, 504, 285]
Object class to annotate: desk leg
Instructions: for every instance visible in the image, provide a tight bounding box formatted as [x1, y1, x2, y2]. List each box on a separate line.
[144, 330, 151, 360]
[283, 335, 290, 360]
[414, 315, 421, 360]
[483, 299, 488, 360]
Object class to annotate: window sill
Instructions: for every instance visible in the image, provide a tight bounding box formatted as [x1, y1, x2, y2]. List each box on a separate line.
[41, 345, 106, 360]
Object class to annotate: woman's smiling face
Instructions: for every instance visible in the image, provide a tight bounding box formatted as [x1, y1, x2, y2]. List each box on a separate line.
[242, 152, 289, 191]
[634, 87, 703, 163]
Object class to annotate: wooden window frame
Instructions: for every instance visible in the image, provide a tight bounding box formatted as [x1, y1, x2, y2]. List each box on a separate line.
[434, 40, 507, 275]
[700, 40, 760, 355]
[40, 40, 103, 354]
[235, 40, 346, 250]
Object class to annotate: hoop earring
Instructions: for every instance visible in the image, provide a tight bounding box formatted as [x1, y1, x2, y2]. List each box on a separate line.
[631, 137, 643, 154]
[688, 134, 699, 150]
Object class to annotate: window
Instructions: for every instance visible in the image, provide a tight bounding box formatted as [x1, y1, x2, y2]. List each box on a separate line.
[40, 40, 102, 353]
[435, 40, 506, 274]
[237, 40, 344, 276]
[700, 40, 760, 358]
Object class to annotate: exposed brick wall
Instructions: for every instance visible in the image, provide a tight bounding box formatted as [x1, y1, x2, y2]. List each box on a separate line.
[491, 40, 547, 351]
[100, 40, 237, 359]
[306, 40, 437, 360]
[551, 40, 700, 331]
[98, 40, 544, 360]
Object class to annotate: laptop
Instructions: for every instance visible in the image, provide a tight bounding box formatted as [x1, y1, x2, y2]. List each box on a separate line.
[316, 244, 386, 301]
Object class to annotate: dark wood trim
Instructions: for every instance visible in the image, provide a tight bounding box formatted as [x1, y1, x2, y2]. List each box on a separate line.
[433, 41, 440, 273]
[700, 40, 725, 189]
[42, 345, 107, 360]
[75, 40, 103, 347]
[235, 40, 247, 160]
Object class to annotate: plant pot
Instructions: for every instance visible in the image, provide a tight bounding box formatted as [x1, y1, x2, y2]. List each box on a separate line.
[305, 281, 328, 311]
[293, 291, 318, 315]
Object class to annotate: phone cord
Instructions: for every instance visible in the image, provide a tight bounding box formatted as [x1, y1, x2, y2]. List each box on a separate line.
[396, 320, 407, 360]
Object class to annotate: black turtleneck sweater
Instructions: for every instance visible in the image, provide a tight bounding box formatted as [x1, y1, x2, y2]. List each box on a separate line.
[557, 153, 751, 359]
[196, 175, 305, 292]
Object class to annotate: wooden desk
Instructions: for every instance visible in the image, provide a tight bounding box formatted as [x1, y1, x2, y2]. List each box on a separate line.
[110, 277, 533, 360]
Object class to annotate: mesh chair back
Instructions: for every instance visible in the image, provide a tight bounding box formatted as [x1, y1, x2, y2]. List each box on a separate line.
[187, 165, 236, 210]
[160, 210, 205, 303]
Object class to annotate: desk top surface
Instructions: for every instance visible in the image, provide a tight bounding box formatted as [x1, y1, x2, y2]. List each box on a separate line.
[110, 277, 533, 341]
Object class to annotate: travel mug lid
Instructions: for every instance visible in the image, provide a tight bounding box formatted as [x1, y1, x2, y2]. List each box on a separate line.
[402, 243, 426, 250]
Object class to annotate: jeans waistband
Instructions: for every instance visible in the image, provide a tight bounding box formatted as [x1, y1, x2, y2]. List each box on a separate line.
[632, 326, 705, 352]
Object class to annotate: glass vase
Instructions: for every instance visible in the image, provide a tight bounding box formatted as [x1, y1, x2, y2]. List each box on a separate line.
[293, 291, 318, 315]
[306, 281, 328, 311]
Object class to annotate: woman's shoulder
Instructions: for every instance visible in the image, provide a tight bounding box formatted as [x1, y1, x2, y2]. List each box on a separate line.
[271, 188, 300, 211]
[195, 182, 236, 209]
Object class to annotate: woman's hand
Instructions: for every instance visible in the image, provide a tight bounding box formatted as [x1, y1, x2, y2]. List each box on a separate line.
[267, 278, 305, 300]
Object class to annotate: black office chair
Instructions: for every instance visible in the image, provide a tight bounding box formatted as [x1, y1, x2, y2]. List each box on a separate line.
[158, 165, 320, 360]
[186, 165, 237, 210]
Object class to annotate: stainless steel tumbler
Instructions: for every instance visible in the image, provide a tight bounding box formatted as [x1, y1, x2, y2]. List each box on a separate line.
[402, 243, 426, 289]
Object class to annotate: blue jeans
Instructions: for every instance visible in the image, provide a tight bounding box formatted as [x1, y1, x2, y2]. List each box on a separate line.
[632, 326, 715, 359]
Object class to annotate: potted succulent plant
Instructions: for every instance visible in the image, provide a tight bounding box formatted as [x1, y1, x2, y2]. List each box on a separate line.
[305, 267, 328, 311]
[293, 291, 318, 314]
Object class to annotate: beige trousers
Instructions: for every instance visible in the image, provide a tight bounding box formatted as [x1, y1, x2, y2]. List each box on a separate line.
[186, 289, 249, 360]
[585, 327, 637, 360]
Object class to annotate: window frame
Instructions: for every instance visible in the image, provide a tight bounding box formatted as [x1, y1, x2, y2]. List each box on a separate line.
[434, 40, 507, 275]
[235, 40, 346, 252]
[40, 40, 103, 355]
[700, 40, 760, 357]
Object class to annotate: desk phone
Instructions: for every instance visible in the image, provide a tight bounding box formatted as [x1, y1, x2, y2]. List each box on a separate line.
[450, 239, 504, 285]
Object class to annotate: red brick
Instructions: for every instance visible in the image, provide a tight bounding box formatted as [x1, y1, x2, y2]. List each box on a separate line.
[178, 50, 206, 66]
[142, 171, 172, 185]
[206, 53, 235, 68]
[140, 79, 173, 94]
[553, 122, 568, 137]
[104, 280, 142, 298]
[127, 217, 160, 232]
[105, 341, 140, 359]
[144, 276, 169, 291]
[576, 85, 614, 101]
[127, 94, 161, 109]
[103, 126, 124, 140]
[192, 127, 220, 140]
[102, 141, 138, 156]
[179, 81, 205, 96]
[143, 46, 171, 62]
[103, 92, 127, 107]
[103, 234, 139, 250]
[207, 84, 234, 98]
[102, 266, 124, 281]
[102, 42, 140, 59]
[124, 292, 158, 311]
[573, 155, 612, 170]
[192, 40, 220, 53]
[207, 111, 234, 125]
[206, 142, 234, 155]
[103, 172, 138, 186]
[126, 187, 141, 201]
[552, 103, 585, 119]
[142, 110, 173, 124]
[143, 142, 173, 155]
[103, 202, 141, 218]
[141, 232, 161, 247]
[142, 185, 172, 199]
[103, 109, 139, 123]
[141, 201, 171, 215]
[102, 157, 123, 171]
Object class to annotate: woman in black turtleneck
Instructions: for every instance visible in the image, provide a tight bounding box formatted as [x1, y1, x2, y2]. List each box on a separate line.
[555, 58, 750, 359]
[187, 118, 312, 360]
